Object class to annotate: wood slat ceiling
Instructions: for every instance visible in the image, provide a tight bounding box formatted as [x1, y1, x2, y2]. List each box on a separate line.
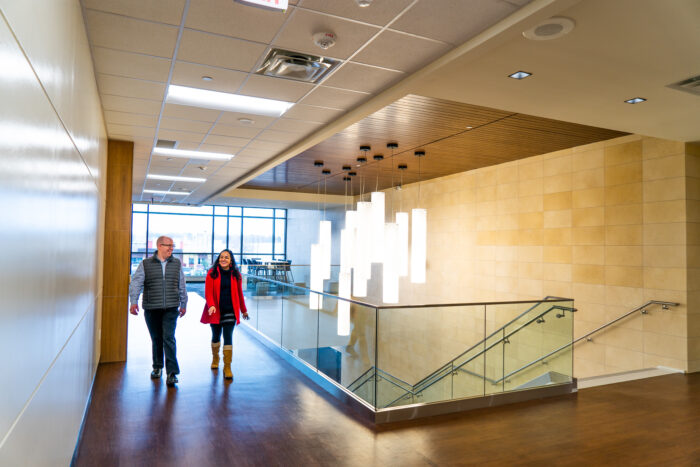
[242, 94, 627, 194]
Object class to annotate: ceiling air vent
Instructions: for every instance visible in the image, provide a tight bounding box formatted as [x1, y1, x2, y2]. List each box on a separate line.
[256, 48, 340, 84]
[667, 74, 700, 97]
[155, 139, 178, 149]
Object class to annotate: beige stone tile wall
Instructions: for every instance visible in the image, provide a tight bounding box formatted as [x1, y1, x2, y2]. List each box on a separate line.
[378, 135, 695, 381]
[686, 143, 700, 372]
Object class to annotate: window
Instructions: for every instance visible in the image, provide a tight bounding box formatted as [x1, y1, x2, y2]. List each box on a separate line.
[130, 204, 286, 277]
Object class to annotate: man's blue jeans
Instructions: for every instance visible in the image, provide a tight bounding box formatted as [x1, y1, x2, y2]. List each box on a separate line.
[144, 307, 180, 375]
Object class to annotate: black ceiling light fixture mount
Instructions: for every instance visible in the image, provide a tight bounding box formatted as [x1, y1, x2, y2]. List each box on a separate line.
[414, 150, 426, 157]
[373, 154, 384, 161]
[387, 142, 398, 150]
[313, 160, 324, 167]
[322, 169, 331, 175]
[342, 165, 352, 171]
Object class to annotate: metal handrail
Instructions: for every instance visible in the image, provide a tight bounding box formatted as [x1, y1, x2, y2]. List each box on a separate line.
[492, 300, 679, 384]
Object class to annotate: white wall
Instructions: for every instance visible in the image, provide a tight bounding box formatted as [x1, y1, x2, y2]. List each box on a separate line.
[286, 207, 344, 266]
[0, 0, 107, 464]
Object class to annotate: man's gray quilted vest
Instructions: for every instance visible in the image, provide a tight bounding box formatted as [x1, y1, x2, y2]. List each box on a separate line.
[142, 256, 181, 310]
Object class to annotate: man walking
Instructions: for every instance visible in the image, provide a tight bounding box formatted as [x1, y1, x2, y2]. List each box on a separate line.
[129, 236, 187, 387]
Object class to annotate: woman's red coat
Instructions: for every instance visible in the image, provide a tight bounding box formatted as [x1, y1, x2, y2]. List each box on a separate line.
[199, 267, 247, 325]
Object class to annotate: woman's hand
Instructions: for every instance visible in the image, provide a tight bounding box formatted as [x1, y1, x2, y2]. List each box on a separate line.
[208, 306, 216, 316]
[242, 312, 250, 320]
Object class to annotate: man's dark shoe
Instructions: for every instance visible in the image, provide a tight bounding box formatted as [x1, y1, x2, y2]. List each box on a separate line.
[166, 373, 178, 387]
[151, 368, 162, 379]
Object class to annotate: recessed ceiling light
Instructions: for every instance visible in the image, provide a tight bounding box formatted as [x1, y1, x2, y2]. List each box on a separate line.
[509, 71, 532, 80]
[238, 118, 255, 125]
[201, 76, 213, 81]
[153, 147, 234, 161]
[147, 174, 206, 183]
[166, 84, 294, 117]
[144, 189, 190, 196]
[466, 126, 473, 129]
[624, 97, 647, 104]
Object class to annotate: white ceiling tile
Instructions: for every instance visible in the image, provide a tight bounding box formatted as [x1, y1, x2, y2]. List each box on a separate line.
[106, 123, 156, 138]
[203, 134, 251, 148]
[352, 30, 452, 73]
[85, 10, 178, 58]
[299, 0, 416, 27]
[159, 117, 214, 133]
[238, 74, 314, 102]
[92, 47, 171, 82]
[101, 94, 162, 115]
[149, 158, 189, 169]
[162, 103, 222, 122]
[171, 61, 248, 93]
[273, 8, 380, 61]
[282, 103, 344, 122]
[299, 86, 369, 109]
[97, 73, 166, 101]
[269, 118, 324, 133]
[177, 29, 268, 72]
[237, 148, 278, 159]
[257, 129, 304, 144]
[389, 0, 518, 46]
[217, 112, 276, 127]
[197, 143, 242, 154]
[246, 140, 288, 151]
[322, 62, 404, 93]
[185, 0, 291, 43]
[83, 0, 187, 25]
[104, 110, 159, 127]
[210, 123, 262, 139]
[157, 129, 207, 144]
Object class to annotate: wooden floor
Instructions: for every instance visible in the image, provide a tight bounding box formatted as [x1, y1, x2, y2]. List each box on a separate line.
[74, 311, 700, 466]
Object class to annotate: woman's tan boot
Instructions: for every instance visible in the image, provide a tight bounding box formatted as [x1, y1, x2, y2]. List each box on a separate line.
[223, 345, 233, 380]
[211, 342, 220, 369]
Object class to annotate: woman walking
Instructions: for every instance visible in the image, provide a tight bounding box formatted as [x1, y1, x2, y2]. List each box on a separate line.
[200, 249, 249, 379]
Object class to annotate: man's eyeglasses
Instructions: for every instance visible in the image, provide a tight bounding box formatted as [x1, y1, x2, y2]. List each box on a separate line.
[159, 244, 175, 248]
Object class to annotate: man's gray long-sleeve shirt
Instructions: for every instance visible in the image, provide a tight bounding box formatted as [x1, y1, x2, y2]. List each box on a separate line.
[129, 257, 188, 309]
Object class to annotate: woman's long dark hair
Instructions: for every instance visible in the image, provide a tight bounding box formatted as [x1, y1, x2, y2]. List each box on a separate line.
[209, 249, 241, 281]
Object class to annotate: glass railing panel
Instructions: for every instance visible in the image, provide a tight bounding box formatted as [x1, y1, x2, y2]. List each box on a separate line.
[279, 283, 319, 370]
[483, 328, 505, 395]
[503, 300, 574, 391]
[376, 304, 486, 407]
[247, 275, 284, 346]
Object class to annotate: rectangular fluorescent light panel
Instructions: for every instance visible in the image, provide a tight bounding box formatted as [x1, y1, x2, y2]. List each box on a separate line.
[152, 147, 233, 161]
[624, 97, 647, 104]
[143, 189, 190, 196]
[147, 174, 206, 183]
[166, 85, 294, 117]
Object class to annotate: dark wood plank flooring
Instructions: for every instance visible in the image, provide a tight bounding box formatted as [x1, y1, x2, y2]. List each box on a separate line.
[74, 315, 700, 466]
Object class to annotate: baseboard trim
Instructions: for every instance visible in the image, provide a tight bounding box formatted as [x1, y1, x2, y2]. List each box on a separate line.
[577, 366, 684, 389]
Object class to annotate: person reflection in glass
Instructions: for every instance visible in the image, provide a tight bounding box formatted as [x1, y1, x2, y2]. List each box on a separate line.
[200, 249, 249, 380]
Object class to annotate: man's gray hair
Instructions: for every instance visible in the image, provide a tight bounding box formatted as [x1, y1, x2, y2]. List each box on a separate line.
[156, 236, 172, 246]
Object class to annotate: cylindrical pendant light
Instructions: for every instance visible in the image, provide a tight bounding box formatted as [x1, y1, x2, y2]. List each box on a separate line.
[337, 271, 351, 336]
[396, 211, 409, 277]
[383, 222, 399, 303]
[411, 208, 426, 284]
[356, 201, 372, 280]
[370, 191, 385, 263]
[319, 220, 331, 280]
[309, 243, 323, 309]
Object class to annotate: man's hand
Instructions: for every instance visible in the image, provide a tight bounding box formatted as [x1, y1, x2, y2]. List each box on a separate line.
[242, 312, 250, 321]
[179, 307, 187, 317]
[130, 304, 139, 316]
[208, 306, 216, 316]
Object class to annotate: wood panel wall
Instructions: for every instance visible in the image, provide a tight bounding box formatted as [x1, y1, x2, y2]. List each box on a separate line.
[101, 140, 134, 363]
